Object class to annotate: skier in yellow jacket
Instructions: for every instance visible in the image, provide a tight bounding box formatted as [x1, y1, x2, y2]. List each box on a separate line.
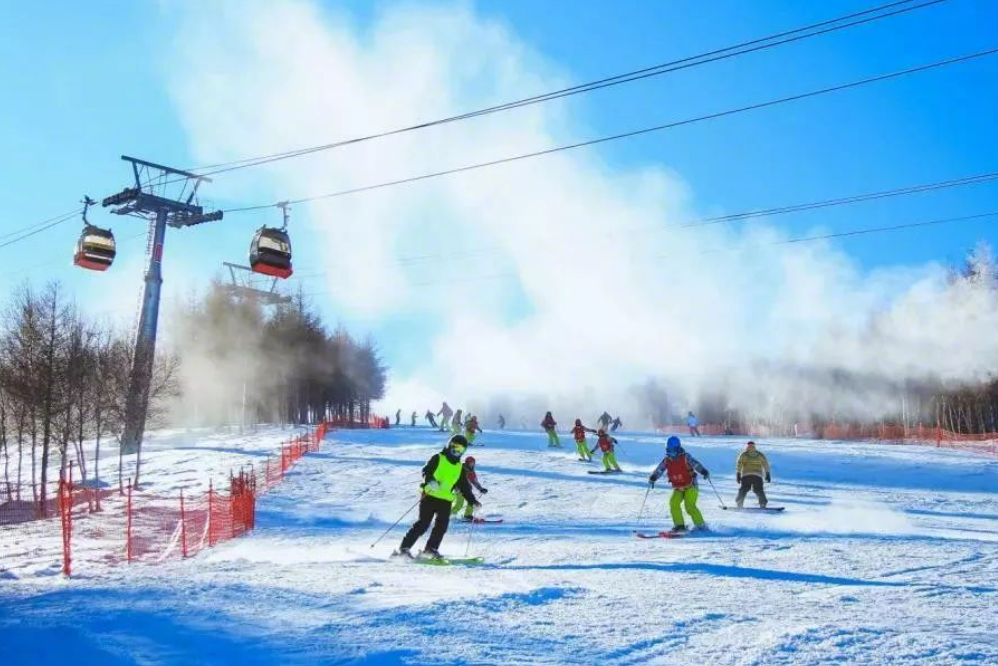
[735, 441, 771, 508]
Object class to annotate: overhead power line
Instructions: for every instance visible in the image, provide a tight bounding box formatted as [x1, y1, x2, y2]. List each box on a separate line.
[189, 0, 954, 177]
[0, 208, 83, 250]
[223, 46, 998, 215]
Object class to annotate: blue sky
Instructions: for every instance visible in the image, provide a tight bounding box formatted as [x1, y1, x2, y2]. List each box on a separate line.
[2, 0, 998, 406]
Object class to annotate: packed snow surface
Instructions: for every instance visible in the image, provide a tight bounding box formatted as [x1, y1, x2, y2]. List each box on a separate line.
[2, 426, 998, 665]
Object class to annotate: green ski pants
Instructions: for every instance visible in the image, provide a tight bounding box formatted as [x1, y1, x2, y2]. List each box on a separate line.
[669, 486, 705, 528]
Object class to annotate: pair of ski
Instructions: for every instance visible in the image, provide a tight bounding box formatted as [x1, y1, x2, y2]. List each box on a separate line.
[635, 506, 784, 539]
[461, 517, 503, 524]
[587, 469, 623, 475]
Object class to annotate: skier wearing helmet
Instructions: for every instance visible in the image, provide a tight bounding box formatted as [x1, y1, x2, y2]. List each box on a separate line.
[590, 429, 622, 472]
[465, 414, 483, 445]
[649, 435, 710, 533]
[451, 455, 488, 521]
[395, 434, 481, 559]
[571, 418, 598, 462]
[541, 412, 561, 447]
[735, 441, 771, 508]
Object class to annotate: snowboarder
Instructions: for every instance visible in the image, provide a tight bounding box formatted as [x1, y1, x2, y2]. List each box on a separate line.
[687, 412, 701, 437]
[610, 416, 622, 432]
[451, 409, 464, 435]
[465, 414, 483, 445]
[437, 402, 453, 432]
[395, 409, 401, 426]
[571, 418, 597, 461]
[395, 434, 481, 559]
[425, 410, 439, 429]
[411, 411, 418, 427]
[590, 428, 622, 472]
[451, 455, 488, 521]
[648, 435, 710, 533]
[497, 413, 506, 430]
[735, 441, 771, 508]
[598, 411, 612, 430]
[541, 412, 561, 447]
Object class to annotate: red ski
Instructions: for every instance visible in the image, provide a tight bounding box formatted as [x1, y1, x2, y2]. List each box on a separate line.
[472, 518, 504, 524]
[635, 531, 685, 539]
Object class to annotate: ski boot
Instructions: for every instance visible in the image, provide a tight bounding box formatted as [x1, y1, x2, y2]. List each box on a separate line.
[459, 515, 474, 522]
[391, 547, 413, 558]
[419, 548, 444, 561]
[669, 525, 688, 534]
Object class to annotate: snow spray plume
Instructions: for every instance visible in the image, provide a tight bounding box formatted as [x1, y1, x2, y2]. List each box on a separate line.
[166, 2, 998, 427]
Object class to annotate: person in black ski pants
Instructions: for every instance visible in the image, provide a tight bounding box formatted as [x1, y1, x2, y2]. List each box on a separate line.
[396, 434, 480, 558]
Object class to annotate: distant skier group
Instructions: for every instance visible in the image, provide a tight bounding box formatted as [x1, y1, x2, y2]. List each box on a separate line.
[392, 405, 775, 560]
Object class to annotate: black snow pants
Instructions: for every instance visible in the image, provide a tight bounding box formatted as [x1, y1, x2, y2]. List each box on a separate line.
[400, 495, 452, 552]
[736, 476, 767, 507]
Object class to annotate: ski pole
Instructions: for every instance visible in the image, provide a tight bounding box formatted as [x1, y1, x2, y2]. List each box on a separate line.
[465, 505, 478, 557]
[636, 485, 651, 526]
[369, 497, 420, 548]
[706, 476, 727, 510]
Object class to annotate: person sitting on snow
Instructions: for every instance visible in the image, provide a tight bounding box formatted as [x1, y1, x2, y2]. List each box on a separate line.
[590, 429, 622, 472]
[571, 418, 597, 461]
[735, 441, 771, 508]
[451, 456, 488, 521]
[649, 435, 710, 533]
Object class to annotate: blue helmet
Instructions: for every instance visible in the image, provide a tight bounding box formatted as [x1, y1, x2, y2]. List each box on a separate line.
[666, 436, 682, 456]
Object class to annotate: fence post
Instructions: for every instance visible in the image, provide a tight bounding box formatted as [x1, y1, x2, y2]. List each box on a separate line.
[126, 479, 133, 563]
[207, 479, 216, 548]
[59, 470, 72, 577]
[180, 489, 188, 559]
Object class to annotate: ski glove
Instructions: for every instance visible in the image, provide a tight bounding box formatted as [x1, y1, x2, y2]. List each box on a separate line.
[648, 476, 656, 488]
[765, 473, 771, 483]
[481, 488, 489, 494]
[701, 470, 710, 479]
[736, 473, 742, 483]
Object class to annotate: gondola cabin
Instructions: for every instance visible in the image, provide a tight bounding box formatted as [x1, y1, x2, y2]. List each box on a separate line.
[74, 225, 116, 272]
[249, 226, 293, 279]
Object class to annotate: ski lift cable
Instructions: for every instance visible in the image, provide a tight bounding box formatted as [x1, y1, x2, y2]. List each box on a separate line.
[186, 0, 953, 177]
[221, 46, 998, 215]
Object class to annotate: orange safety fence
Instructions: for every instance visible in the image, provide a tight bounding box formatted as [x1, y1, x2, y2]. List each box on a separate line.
[655, 422, 998, 455]
[30, 423, 330, 578]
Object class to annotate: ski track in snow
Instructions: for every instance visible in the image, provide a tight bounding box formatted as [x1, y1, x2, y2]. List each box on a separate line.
[2, 427, 998, 665]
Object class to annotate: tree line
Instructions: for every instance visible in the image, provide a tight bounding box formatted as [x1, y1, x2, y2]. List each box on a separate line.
[0, 280, 387, 509]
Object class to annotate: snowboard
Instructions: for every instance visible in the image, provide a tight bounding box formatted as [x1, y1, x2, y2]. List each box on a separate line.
[721, 506, 785, 512]
[413, 556, 485, 567]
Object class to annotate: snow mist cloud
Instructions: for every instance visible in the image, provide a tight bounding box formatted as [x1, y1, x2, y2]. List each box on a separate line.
[164, 0, 998, 426]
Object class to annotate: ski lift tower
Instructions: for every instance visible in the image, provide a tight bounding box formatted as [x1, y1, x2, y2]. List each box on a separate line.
[103, 156, 223, 455]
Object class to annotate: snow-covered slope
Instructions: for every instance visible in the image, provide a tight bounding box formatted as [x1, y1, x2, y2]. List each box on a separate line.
[2, 426, 997, 665]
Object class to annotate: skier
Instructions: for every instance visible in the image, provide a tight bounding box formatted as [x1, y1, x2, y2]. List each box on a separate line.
[610, 416, 623, 432]
[465, 414, 483, 445]
[437, 402, 453, 432]
[395, 434, 481, 559]
[590, 428, 622, 472]
[541, 411, 561, 447]
[598, 411, 612, 430]
[451, 455, 488, 521]
[497, 413, 506, 430]
[451, 409, 464, 435]
[411, 411, 418, 427]
[648, 435, 710, 533]
[395, 409, 401, 426]
[735, 441, 771, 508]
[425, 410, 439, 429]
[687, 411, 701, 437]
[571, 418, 597, 461]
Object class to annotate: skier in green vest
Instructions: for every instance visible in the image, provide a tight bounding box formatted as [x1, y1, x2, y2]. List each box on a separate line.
[395, 434, 481, 559]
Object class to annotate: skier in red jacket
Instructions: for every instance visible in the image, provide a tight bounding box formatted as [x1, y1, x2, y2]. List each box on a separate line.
[649, 436, 709, 533]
